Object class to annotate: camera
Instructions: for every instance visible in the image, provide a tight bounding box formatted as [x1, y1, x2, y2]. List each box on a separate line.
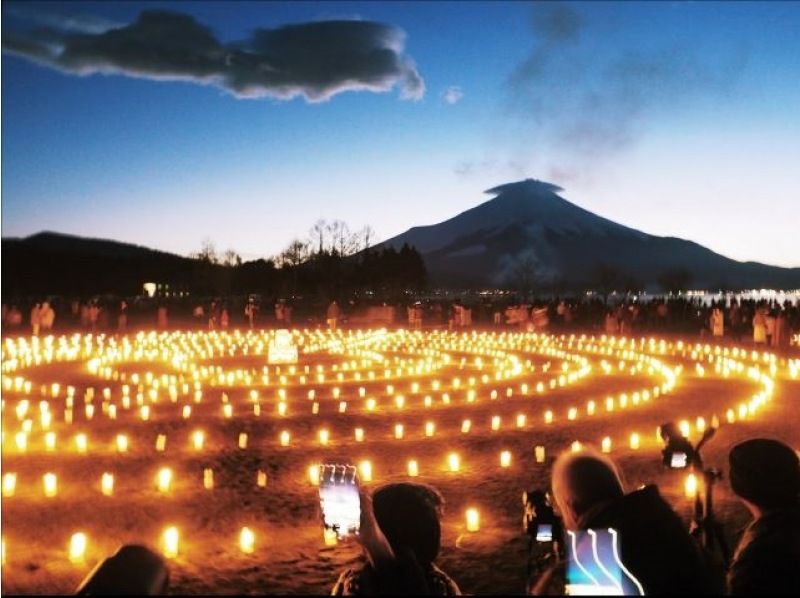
[522, 489, 563, 550]
[659, 422, 700, 470]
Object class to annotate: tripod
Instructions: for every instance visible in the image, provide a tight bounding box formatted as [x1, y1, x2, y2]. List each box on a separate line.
[690, 467, 730, 568]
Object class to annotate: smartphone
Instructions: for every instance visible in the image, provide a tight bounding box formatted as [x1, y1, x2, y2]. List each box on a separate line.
[536, 524, 553, 542]
[319, 463, 361, 540]
[670, 452, 688, 469]
[565, 529, 644, 596]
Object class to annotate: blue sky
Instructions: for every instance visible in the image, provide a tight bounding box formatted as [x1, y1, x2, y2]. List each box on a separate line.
[2, 1, 799, 266]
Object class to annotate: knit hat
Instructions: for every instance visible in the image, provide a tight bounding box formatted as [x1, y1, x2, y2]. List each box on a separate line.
[729, 439, 800, 509]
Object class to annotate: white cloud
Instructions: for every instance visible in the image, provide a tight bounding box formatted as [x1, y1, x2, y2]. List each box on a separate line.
[441, 86, 464, 105]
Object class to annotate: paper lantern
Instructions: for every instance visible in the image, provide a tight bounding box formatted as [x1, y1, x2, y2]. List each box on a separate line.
[157, 468, 172, 493]
[629, 433, 640, 450]
[491, 416, 501, 431]
[239, 527, 255, 554]
[156, 434, 167, 452]
[101, 472, 114, 496]
[192, 430, 205, 450]
[318, 429, 330, 445]
[407, 460, 419, 477]
[69, 532, 87, 564]
[601, 437, 612, 453]
[116, 434, 128, 453]
[448, 452, 460, 472]
[43, 472, 57, 497]
[534, 446, 546, 463]
[500, 451, 512, 468]
[203, 468, 214, 490]
[544, 410, 553, 424]
[238, 433, 248, 449]
[516, 414, 526, 428]
[359, 461, 373, 482]
[425, 421, 435, 437]
[280, 430, 290, 446]
[465, 508, 480, 532]
[257, 470, 267, 488]
[45, 431, 56, 451]
[162, 526, 179, 559]
[685, 473, 698, 498]
[14, 432, 26, 453]
[394, 424, 404, 439]
[461, 420, 471, 434]
[354, 428, 364, 442]
[308, 465, 320, 486]
[2, 473, 16, 498]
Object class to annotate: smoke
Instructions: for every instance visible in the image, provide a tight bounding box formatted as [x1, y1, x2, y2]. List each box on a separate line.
[475, 2, 748, 185]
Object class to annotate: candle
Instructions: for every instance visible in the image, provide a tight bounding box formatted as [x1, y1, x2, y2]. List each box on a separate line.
[309, 465, 320, 486]
[238, 433, 248, 449]
[448, 452, 460, 472]
[162, 526, 179, 559]
[204, 468, 214, 490]
[280, 430, 290, 446]
[534, 446, 546, 463]
[2, 473, 16, 498]
[69, 532, 87, 564]
[491, 416, 501, 431]
[116, 434, 128, 453]
[407, 460, 419, 477]
[192, 430, 204, 450]
[319, 429, 330, 445]
[425, 421, 435, 437]
[465, 508, 480, 532]
[239, 527, 255, 554]
[685, 473, 698, 498]
[257, 470, 267, 487]
[394, 424, 404, 439]
[461, 419, 471, 434]
[629, 433, 640, 450]
[157, 467, 172, 493]
[601, 437, 612, 453]
[359, 461, 373, 482]
[101, 472, 114, 496]
[43, 472, 57, 497]
[500, 451, 512, 468]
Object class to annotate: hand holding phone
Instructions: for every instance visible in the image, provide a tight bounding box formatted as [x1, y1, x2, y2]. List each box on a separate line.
[319, 463, 361, 540]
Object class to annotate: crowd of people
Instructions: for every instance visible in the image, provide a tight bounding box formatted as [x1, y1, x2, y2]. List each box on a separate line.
[335, 437, 799, 595]
[2, 295, 797, 349]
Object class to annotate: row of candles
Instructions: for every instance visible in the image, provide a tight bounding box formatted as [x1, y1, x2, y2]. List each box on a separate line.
[1, 425, 708, 500]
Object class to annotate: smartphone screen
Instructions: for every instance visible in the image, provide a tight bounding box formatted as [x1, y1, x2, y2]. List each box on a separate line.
[565, 529, 644, 596]
[319, 463, 361, 539]
[670, 452, 688, 469]
[536, 524, 553, 542]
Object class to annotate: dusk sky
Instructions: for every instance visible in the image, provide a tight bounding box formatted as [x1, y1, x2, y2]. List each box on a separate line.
[2, 1, 799, 266]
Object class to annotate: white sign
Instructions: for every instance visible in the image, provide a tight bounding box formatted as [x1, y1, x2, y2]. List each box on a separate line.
[268, 329, 298, 364]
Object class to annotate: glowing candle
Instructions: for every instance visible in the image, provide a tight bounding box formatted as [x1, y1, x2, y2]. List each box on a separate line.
[571, 441, 583, 453]
[308, 465, 320, 486]
[516, 414, 526, 428]
[2, 473, 16, 498]
[85, 404, 95, 420]
[312, 402, 320, 415]
[182, 405, 191, 419]
[43, 472, 57, 497]
[407, 460, 419, 477]
[359, 461, 373, 482]
[465, 508, 480, 532]
[338, 401, 347, 413]
[257, 470, 267, 487]
[278, 402, 287, 416]
[116, 434, 128, 453]
[425, 421, 435, 437]
[354, 428, 364, 442]
[461, 419, 471, 434]
[162, 526, 179, 559]
[696, 417, 706, 433]
[568, 407, 578, 421]
[679, 420, 691, 438]
[253, 404, 261, 417]
[366, 398, 376, 411]
[685, 473, 698, 498]
[204, 468, 214, 490]
[629, 433, 640, 450]
[395, 395, 405, 409]
[448, 452, 460, 472]
[319, 429, 330, 445]
[75, 433, 88, 454]
[15, 432, 26, 453]
[69, 532, 87, 564]
[140, 405, 150, 421]
[587, 401, 596, 415]
[156, 434, 167, 452]
[238, 433, 248, 449]
[534, 446, 546, 463]
[601, 437, 612, 453]
[239, 527, 255, 554]
[394, 424, 404, 439]
[500, 451, 512, 468]
[323, 529, 338, 546]
[223, 404, 233, 419]
[157, 467, 172, 493]
[280, 430, 290, 446]
[544, 410, 554, 424]
[192, 430, 205, 450]
[101, 472, 114, 496]
[491, 416, 501, 431]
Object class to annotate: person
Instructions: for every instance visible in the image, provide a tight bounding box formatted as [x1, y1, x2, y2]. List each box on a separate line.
[659, 422, 698, 468]
[118, 301, 128, 332]
[220, 307, 229, 329]
[40, 301, 55, 332]
[531, 449, 720, 595]
[30, 302, 42, 335]
[332, 483, 460, 595]
[244, 302, 255, 329]
[752, 308, 767, 344]
[727, 438, 800, 595]
[773, 310, 789, 349]
[157, 305, 168, 329]
[710, 307, 724, 337]
[88, 302, 100, 331]
[327, 300, 340, 331]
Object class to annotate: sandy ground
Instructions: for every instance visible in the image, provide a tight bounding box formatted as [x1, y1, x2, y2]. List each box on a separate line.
[1, 329, 798, 595]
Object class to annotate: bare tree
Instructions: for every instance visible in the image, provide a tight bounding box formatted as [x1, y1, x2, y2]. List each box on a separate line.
[222, 249, 242, 267]
[192, 238, 218, 264]
[359, 225, 376, 252]
[278, 239, 310, 268]
[310, 219, 327, 255]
